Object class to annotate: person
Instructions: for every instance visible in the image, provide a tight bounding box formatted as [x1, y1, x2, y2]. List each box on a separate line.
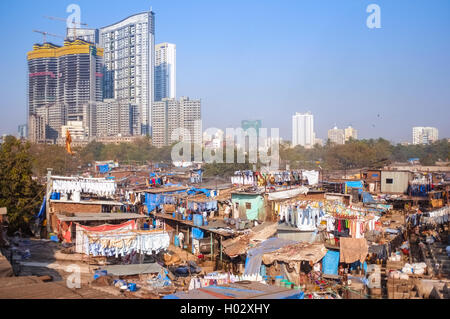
[178, 231, 184, 249]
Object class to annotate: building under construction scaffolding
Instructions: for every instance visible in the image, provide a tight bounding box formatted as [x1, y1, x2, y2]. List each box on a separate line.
[27, 39, 104, 143]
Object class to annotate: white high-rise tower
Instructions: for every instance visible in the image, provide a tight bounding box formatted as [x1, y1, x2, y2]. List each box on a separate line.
[155, 43, 176, 101]
[292, 112, 315, 148]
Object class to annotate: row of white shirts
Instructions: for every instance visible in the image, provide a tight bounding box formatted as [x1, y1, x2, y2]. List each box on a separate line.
[231, 176, 256, 185]
[52, 179, 116, 196]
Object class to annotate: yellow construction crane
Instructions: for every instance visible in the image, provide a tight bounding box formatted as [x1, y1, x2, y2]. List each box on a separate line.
[32, 30, 65, 43]
[43, 16, 88, 40]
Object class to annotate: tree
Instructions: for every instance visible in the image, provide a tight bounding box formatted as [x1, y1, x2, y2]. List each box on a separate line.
[0, 136, 43, 234]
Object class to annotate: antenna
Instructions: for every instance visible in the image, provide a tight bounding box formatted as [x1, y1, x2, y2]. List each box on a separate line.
[33, 30, 65, 43]
[43, 16, 88, 41]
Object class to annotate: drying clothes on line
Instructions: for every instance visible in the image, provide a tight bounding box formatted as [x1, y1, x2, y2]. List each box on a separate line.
[302, 170, 319, 186]
[187, 201, 218, 213]
[81, 231, 170, 257]
[52, 178, 116, 196]
[421, 206, 450, 225]
[407, 183, 432, 197]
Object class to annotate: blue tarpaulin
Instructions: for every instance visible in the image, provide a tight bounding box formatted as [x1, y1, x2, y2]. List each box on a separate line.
[192, 227, 204, 239]
[345, 181, 364, 194]
[322, 250, 340, 275]
[188, 188, 211, 197]
[98, 164, 110, 174]
[37, 197, 46, 219]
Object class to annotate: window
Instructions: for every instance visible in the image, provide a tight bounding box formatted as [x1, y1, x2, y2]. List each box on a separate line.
[386, 178, 393, 184]
[246, 202, 252, 210]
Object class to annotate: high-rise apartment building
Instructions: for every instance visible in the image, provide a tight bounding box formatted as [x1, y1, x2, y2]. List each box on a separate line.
[95, 99, 139, 137]
[292, 112, 315, 148]
[155, 43, 176, 101]
[28, 114, 46, 143]
[344, 126, 358, 141]
[27, 39, 104, 143]
[70, 11, 155, 136]
[412, 127, 439, 145]
[328, 126, 345, 145]
[151, 97, 201, 147]
[18, 124, 28, 139]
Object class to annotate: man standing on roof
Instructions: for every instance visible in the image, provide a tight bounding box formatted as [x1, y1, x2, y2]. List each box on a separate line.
[178, 231, 184, 249]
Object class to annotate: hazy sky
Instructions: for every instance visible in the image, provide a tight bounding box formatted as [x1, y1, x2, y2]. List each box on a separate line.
[0, 0, 449, 143]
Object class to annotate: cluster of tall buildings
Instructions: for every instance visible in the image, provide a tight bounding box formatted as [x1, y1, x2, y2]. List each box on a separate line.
[328, 125, 358, 145]
[412, 127, 439, 145]
[292, 112, 358, 148]
[27, 9, 201, 148]
[291, 112, 442, 147]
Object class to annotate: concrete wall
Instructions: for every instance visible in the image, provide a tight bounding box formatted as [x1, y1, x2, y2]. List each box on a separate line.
[381, 171, 412, 194]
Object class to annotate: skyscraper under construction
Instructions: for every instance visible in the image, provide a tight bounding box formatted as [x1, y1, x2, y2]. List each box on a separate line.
[27, 39, 104, 143]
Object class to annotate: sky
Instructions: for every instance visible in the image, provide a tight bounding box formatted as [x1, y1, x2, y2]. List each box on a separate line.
[0, 0, 449, 143]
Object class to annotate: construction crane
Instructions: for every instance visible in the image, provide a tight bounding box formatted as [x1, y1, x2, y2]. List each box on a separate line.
[33, 30, 65, 43]
[43, 16, 88, 41]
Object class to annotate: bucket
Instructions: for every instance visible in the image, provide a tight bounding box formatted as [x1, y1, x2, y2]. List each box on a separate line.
[127, 283, 137, 292]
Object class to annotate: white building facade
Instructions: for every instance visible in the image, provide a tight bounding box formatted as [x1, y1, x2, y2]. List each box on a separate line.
[292, 112, 315, 148]
[69, 11, 156, 136]
[412, 127, 439, 145]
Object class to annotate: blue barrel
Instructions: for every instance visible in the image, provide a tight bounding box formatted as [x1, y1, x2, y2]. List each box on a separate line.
[193, 214, 203, 227]
[174, 235, 179, 247]
[187, 214, 192, 221]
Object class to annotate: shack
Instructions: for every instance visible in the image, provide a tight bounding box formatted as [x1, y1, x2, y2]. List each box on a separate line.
[381, 170, 413, 194]
[231, 191, 266, 221]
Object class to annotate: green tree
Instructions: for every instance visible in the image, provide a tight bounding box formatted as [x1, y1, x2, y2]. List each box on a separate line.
[0, 136, 43, 234]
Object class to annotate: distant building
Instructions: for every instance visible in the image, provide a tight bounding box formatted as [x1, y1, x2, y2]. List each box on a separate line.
[95, 99, 139, 137]
[69, 11, 156, 135]
[28, 114, 46, 144]
[292, 112, 315, 148]
[412, 127, 439, 145]
[18, 124, 28, 139]
[328, 126, 345, 145]
[151, 97, 202, 147]
[27, 39, 104, 143]
[344, 126, 358, 141]
[314, 138, 324, 147]
[155, 43, 176, 102]
[60, 121, 87, 142]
